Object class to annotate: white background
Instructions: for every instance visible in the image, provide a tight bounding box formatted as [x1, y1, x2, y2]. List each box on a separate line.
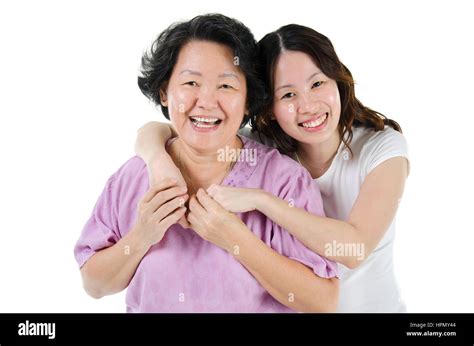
[0, 0, 473, 312]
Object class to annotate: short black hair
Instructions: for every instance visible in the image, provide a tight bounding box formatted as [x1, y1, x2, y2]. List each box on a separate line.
[138, 13, 266, 126]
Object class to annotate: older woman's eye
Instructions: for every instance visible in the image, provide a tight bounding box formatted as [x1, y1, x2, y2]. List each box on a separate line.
[219, 84, 234, 90]
[184, 81, 198, 87]
[281, 92, 295, 100]
[312, 81, 324, 88]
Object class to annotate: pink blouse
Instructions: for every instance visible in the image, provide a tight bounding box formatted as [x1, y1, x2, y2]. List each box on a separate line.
[74, 136, 338, 312]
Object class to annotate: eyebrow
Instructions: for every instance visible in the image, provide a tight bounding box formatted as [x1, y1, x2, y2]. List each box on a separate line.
[179, 69, 202, 76]
[218, 72, 240, 80]
[179, 70, 240, 80]
[275, 71, 322, 92]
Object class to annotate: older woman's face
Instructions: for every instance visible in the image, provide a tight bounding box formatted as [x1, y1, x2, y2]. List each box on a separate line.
[161, 40, 247, 153]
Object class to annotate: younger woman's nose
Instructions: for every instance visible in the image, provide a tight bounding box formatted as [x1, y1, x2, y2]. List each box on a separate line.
[297, 93, 318, 115]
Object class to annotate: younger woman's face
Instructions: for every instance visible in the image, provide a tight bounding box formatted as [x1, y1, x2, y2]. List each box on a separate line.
[272, 50, 341, 146]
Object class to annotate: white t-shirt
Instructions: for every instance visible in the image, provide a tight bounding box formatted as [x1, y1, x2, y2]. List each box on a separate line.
[239, 125, 409, 312]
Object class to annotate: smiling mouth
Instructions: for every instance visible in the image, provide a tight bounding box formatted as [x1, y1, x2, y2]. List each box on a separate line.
[189, 116, 222, 128]
[298, 113, 328, 128]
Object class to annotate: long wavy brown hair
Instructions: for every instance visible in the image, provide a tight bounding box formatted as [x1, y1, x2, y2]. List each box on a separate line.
[251, 24, 402, 156]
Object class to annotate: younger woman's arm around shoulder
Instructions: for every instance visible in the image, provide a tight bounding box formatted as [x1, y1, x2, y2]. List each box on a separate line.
[207, 156, 408, 269]
[135, 121, 185, 187]
[189, 189, 339, 312]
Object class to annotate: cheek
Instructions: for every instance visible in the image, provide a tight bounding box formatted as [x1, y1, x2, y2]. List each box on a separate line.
[168, 89, 195, 116]
[273, 102, 296, 124]
[327, 92, 340, 110]
[222, 93, 246, 122]
[324, 85, 341, 117]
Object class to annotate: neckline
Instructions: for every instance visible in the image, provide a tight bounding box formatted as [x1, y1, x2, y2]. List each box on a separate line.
[313, 136, 346, 182]
[165, 135, 255, 188]
[221, 135, 258, 187]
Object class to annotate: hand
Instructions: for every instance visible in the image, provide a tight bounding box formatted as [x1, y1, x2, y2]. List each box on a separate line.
[132, 178, 188, 248]
[187, 189, 250, 252]
[206, 184, 264, 213]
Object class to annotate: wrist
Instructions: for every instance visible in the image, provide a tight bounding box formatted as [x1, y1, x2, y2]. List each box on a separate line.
[146, 150, 171, 166]
[252, 189, 271, 211]
[229, 226, 263, 267]
[126, 226, 152, 255]
[226, 222, 255, 257]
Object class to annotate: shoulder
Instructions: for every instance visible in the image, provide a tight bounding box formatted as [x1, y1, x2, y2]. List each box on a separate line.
[106, 156, 149, 199]
[350, 126, 409, 175]
[352, 126, 407, 152]
[242, 135, 302, 173]
[238, 137, 324, 216]
[241, 136, 318, 198]
[239, 126, 276, 147]
[111, 156, 147, 183]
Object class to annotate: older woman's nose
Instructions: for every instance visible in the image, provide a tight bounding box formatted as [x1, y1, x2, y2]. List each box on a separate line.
[196, 87, 218, 110]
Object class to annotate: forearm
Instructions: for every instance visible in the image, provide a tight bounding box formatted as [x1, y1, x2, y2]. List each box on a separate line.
[135, 121, 175, 163]
[80, 229, 150, 298]
[233, 229, 339, 312]
[256, 191, 367, 268]
[135, 121, 186, 187]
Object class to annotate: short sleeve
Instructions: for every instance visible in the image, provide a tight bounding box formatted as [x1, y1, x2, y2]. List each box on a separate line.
[365, 128, 410, 176]
[74, 174, 121, 269]
[270, 166, 339, 279]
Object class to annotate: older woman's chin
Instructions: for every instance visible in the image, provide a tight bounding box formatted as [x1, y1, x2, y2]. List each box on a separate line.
[178, 128, 242, 152]
[185, 137, 240, 154]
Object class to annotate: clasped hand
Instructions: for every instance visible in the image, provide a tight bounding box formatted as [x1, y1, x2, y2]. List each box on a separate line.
[133, 179, 254, 252]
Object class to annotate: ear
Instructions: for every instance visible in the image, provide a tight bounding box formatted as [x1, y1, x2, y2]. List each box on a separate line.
[159, 88, 168, 107]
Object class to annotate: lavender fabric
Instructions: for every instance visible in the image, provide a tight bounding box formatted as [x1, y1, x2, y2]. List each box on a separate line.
[74, 136, 338, 312]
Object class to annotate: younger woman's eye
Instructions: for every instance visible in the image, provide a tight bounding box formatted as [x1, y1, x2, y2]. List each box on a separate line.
[281, 92, 295, 100]
[220, 84, 234, 90]
[312, 81, 324, 88]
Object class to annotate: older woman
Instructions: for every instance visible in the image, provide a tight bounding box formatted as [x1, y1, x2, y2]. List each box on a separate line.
[74, 14, 338, 312]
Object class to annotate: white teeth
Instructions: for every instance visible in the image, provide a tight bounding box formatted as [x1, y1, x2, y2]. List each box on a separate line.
[190, 116, 219, 123]
[301, 113, 328, 128]
[190, 116, 221, 129]
[193, 122, 216, 128]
